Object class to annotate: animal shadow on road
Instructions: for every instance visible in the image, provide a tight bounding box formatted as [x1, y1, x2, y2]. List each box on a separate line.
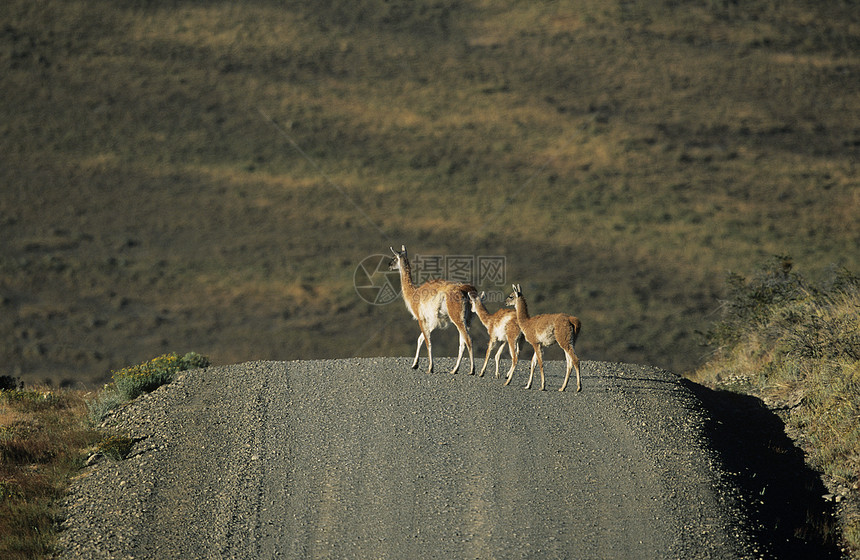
[682, 381, 843, 560]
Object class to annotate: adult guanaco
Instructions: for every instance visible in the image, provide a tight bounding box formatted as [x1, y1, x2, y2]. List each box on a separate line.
[468, 291, 522, 381]
[389, 245, 476, 375]
[505, 284, 582, 392]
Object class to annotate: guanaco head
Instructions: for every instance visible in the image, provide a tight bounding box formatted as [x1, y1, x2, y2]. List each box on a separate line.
[388, 245, 407, 272]
[467, 290, 486, 313]
[505, 284, 523, 307]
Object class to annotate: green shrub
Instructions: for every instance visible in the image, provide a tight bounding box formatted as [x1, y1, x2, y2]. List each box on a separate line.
[87, 352, 209, 424]
[704, 256, 812, 348]
[85, 385, 126, 425]
[112, 352, 209, 401]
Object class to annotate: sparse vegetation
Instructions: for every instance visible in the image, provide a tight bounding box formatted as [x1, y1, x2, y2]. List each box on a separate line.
[0, 386, 98, 560]
[89, 352, 209, 424]
[0, 352, 208, 558]
[693, 257, 860, 556]
[85, 388, 126, 428]
[96, 432, 135, 461]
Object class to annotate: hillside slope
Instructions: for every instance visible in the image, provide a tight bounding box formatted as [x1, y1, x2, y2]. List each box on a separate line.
[2, 1, 858, 384]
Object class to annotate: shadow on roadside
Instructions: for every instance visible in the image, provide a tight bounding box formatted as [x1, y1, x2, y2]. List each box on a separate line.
[682, 380, 844, 560]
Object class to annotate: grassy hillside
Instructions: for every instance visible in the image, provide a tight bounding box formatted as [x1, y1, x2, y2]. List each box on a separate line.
[692, 258, 860, 554]
[2, 0, 858, 385]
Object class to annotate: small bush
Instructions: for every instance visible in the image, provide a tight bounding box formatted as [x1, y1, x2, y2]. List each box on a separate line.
[97, 432, 135, 461]
[0, 376, 21, 391]
[85, 385, 125, 425]
[112, 352, 210, 401]
[88, 352, 209, 425]
[704, 256, 812, 348]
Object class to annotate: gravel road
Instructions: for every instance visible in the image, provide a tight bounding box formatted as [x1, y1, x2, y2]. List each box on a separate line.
[57, 359, 776, 559]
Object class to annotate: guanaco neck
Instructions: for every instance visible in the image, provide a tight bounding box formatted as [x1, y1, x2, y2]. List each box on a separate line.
[397, 257, 417, 304]
[473, 298, 493, 327]
[514, 295, 531, 325]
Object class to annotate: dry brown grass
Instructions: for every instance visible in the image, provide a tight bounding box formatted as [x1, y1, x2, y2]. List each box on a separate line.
[693, 260, 860, 556]
[0, 387, 99, 559]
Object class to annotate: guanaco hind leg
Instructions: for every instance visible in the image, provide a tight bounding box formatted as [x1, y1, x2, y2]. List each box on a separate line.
[450, 323, 474, 375]
[492, 342, 506, 378]
[411, 332, 423, 369]
[559, 346, 581, 392]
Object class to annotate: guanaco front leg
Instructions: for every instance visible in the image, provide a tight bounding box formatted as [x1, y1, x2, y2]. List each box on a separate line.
[492, 342, 506, 378]
[504, 337, 520, 380]
[412, 331, 434, 373]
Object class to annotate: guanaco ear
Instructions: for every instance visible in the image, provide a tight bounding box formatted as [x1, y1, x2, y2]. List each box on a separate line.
[479, 291, 486, 301]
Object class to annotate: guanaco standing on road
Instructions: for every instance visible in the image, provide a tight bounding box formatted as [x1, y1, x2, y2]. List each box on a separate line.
[468, 291, 522, 381]
[389, 245, 476, 375]
[505, 284, 582, 392]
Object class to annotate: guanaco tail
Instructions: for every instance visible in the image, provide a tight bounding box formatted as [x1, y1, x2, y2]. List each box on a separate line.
[505, 284, 582, 392]
[389, 245, 476, 375]
[468, 291, 522, 380]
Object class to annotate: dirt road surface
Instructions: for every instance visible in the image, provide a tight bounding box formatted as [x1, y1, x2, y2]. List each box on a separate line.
[56, 359, 830, 559]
